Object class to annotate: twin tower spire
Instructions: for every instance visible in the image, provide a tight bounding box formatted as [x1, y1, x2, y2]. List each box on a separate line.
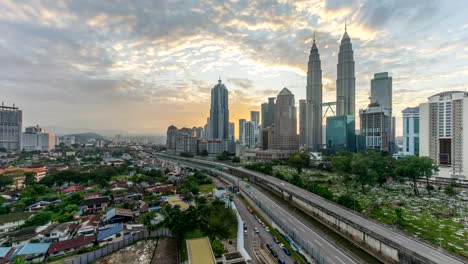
[305, 23, 355, 151]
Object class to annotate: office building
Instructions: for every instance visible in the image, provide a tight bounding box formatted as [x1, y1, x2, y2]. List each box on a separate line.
[0, 103, 22, 151]
[204, 117, 211, 139]
[261, 127, 274, 150]
[261, 97, 276, 128]
[360, 103, 391, 152]
[420, 91, 468, 181]
[22, 125, 56, 152]
[371, 72, 394, 152]
[336, 26, 355, 117]
[371, 72, 392, 113]
[250, 111, 260, 127]
[209, 78, 229, 140]
[306, 37, 323, 151]
[402, 107, 419, 156]
[228, 122, 235, 141]
[299, 99, 307, 146]
[326, 115, 356, 152]
[272, 88, 299, 151]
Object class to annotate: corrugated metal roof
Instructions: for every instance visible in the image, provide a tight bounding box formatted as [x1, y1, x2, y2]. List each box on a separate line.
[17, 243, 51, 255]
[97, 224, 123, 241]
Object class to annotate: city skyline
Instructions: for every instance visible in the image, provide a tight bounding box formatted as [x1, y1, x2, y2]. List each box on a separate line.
[1, 1, 468, 136]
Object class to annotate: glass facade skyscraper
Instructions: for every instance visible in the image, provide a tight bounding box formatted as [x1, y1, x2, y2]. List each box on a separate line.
[326, 115, 355, 152]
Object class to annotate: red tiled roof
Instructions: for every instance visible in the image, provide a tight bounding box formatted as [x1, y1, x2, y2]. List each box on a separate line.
[146, 184, 175, 193]
[48, 236, 96, 254]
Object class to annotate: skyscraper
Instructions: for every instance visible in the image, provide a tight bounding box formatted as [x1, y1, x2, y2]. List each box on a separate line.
[209, 78, 229, 140]
[229, 122, 235, 141]
[0, 103, 22, 151]
[306, 37, 323, 151]
[272, 88, 299, 151]
[371, 72, 392, 113]
[250, 111, 260, 126]
[261, 97, 276, 128]
[299, 99, 307, 146]
[336, 26, 355, 117]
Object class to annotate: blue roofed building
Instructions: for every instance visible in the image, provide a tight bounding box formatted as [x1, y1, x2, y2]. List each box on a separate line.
[97, 224, 124, 246]
[14, 242, 51, 263]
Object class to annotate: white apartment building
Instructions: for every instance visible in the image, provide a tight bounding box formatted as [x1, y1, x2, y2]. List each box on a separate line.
[22, 125, 56, 152]
[419, 91, 468, 181]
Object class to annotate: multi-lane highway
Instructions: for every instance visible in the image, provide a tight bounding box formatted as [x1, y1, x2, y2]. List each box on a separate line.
[171, 156, 361, 264]
[156, 153, 467, 264]
[236, 167, 466, 264]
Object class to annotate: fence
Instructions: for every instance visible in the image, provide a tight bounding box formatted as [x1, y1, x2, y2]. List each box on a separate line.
[65, 228, 173, 264]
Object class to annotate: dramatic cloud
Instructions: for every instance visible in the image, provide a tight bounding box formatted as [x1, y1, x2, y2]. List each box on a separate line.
[0, 0, 467, 136]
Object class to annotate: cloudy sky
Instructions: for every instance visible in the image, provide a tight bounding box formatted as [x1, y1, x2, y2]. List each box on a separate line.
[1, 0, 468, 136]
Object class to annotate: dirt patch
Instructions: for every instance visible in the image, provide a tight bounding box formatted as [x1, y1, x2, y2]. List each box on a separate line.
[97, 240, 157, 264]
[152, 237, 178, 264]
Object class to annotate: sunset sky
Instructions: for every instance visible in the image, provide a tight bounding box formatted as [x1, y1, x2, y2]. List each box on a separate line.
[1, 0, 468, 136]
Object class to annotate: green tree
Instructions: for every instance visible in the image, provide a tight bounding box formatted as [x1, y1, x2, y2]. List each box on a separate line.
[394, 208, 404, 227]
[200, 149, 209, 157]
[395, 156, 437, 196]
[287, 152, 310, 173]
[0, 175, 13, 190]
[23, 211, 53, 227]
[24, 172, 36, 186]
[331, 152, 354, 191]
[350, 153, 378, 193]
[232, 156, 241, 163]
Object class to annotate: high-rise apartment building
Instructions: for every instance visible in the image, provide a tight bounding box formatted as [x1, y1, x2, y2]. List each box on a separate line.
[299, 100, 307, 146]
[272, 88, 299, 151]
[209, 79, 229, 140]
[0, 103, 22, 151]
[22, 125, 56, 152]
[261, 97, 276, 128]
[239, 119, 246, 145]
[402, 107, 419, 156]
[360, 104, 391, 152]
[306, 37, 323, 151]
[242, 121, 255, 148]
[336, 27, 355, 117]
[420, 91, 468, 180]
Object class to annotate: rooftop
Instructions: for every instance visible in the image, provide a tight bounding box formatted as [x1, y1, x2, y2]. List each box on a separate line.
[0, 212, 33, 225]
[48, 236, 96, 254]
[17, 242, 51, 255]
[186, 237, 215, 264]
[97, 224, 123, 241]
[166, 195, 189, 210]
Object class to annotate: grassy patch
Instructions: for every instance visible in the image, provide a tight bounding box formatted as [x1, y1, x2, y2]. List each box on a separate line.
[199, 183, 215, 194]
[111, 174, 129, 180]
[239, 195, 307, 264]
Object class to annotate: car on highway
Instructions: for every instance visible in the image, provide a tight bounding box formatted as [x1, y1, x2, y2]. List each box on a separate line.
[283, 248, 291, 256]
[254, 227, 259, 234]
[271, 250, 278, 258]
[273, 237, 280, 244]
[243, 223, 247, 230]
[265, 227, 270, 232]
[244, 230, 247, 236]
[279, 243, 284, 249]
[277, 259, 286, 264]
[247, 206, 253, 213]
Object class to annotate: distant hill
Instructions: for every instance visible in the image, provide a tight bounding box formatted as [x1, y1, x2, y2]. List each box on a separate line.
[63, 132, 104, 143]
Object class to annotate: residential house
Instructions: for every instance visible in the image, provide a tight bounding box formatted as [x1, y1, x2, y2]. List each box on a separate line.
[0, 213, 33, 234]
[102, 208, 134, 224]
[80, 197, 110, 214]
[63, 185, 84, 194]
[26, 200, 60, 212]
[0, 247, 15, 264]
[13, 242, 51, 263]
[97, 225, 125, 246]
[146, 184, 176, 195]
[47, 236, 96, 257]
[76, 215, 101, 237]
[49, 223, 72, 242]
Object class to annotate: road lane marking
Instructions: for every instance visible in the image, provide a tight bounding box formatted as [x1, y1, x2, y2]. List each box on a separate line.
[335, 256, 346, 264]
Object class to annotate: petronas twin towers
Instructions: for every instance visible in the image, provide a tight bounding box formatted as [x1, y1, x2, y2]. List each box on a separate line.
[305, 27, 355, 151]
